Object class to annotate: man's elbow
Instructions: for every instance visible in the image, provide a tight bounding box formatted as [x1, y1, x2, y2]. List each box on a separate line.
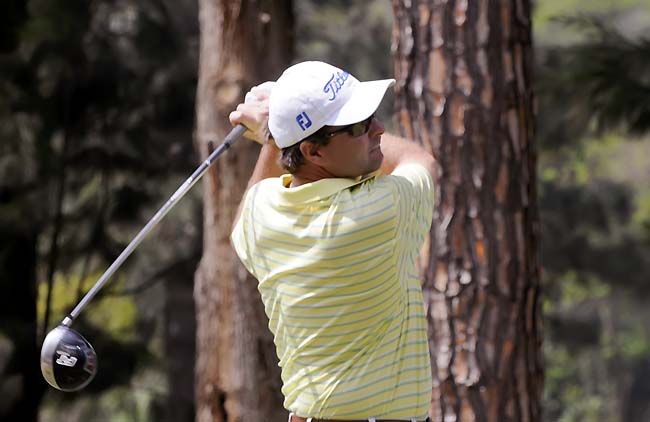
[422, 154, 436, 181]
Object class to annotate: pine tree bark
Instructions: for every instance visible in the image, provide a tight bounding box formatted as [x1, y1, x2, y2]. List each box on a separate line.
[392, 1, 543, 421]
[194, 1, 292, 422]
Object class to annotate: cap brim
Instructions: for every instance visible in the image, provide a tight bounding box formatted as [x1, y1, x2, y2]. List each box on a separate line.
[324, 79, 395, 126]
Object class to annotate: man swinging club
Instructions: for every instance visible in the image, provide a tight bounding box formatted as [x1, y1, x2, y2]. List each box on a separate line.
[230, 61, 436, 421]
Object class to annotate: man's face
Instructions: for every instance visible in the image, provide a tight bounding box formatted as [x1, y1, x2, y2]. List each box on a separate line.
[314, 116, 385, 178]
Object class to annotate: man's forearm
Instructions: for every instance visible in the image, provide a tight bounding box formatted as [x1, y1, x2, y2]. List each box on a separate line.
[245, 139, 284, 190]
[379, 133, 436, 177]
[233, 140, 283, 229]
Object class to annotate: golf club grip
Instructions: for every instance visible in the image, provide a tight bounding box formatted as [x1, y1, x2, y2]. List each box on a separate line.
[62, 124, 247, 327]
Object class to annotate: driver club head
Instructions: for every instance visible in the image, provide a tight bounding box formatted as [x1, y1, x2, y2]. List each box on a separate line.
[41, 325, 97, 392]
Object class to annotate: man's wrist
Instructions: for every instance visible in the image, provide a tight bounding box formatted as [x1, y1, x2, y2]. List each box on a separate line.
[264, 137, 280, 150]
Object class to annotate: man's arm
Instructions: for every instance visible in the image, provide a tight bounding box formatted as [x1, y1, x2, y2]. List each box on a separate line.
[244, 139, 283, 190]
[378, 133, 436, 179]
[229, 82, 284, 229]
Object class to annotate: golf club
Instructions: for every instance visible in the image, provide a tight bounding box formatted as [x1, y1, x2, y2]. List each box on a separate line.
[41, 124, 246, 391]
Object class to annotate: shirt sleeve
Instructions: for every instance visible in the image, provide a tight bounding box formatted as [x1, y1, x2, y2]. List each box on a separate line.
[230, 185, 258, 278]
[389, 163, 435, 248]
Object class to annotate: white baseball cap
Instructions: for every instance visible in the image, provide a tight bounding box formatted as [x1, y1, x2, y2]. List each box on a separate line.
[268, 61, 395, 148]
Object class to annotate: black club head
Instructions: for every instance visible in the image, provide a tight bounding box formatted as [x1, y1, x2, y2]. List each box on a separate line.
[41, 325, 97, 392]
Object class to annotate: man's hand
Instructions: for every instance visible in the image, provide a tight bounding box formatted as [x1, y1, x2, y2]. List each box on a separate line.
[229, 82, 275, 145]
[230, 82, 283, 230]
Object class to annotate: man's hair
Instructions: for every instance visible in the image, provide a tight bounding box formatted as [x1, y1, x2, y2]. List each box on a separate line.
[280, 126, 332, 173]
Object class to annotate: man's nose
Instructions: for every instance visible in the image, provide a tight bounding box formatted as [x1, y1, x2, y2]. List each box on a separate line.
[370, 116, 385, 135]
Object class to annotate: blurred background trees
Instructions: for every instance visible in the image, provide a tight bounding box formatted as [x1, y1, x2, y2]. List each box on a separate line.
[535, 5, 650, 421]
[1, 0, 649, 421]
[1, 0, 201, 420]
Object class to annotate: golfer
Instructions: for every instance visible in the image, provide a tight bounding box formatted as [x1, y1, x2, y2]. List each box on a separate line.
[230, 61, 435, 421]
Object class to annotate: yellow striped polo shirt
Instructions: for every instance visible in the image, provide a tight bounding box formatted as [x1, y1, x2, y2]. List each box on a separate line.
[231, 163, 434, 419]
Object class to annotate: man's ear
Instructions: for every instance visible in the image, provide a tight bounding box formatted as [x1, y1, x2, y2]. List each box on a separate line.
[300, 141, 325, 165]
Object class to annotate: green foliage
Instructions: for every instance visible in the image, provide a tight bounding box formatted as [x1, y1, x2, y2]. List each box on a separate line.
[620, 321, 650, 359]
[536, 14, 650, 148]
[536, 3, 650, 420]
[559, 17, 650, 134]
[41, 383, 162, 422]
[558, 272, 610, 307]
[534, 0, 647, 31]
[36, 272, 138, 341]
[544, 341, 609, 422]
[635, 193, 650, 226]
[540, 132, 650, 422]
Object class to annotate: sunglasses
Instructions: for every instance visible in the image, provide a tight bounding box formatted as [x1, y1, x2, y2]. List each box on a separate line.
[323, 114, 375, 139]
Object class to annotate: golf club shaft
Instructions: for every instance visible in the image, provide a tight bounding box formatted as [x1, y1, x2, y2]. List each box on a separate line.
[62, 124, 247, 327]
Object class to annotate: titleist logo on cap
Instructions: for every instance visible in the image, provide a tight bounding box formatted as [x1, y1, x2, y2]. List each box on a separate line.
[323, 71, 350, 101]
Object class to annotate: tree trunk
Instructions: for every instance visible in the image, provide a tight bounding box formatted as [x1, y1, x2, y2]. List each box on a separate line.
[194, 1, 293, 422]
[392, 1, 543, 421]
[0, 226, 43, 422]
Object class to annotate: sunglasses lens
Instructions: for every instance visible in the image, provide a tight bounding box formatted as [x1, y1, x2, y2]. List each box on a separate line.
[325, 115, 375, 139]
[350, 115, 374, 137]
[350, 122, 367, 137]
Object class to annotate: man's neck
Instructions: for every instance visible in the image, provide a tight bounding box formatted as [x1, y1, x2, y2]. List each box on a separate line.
[289, 164, 338, 187]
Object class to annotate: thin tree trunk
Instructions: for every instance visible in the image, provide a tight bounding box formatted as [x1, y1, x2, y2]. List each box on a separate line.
[0, 227, 43, 422]
[392, 1, 543, 421]
[194, 1, 293, 421]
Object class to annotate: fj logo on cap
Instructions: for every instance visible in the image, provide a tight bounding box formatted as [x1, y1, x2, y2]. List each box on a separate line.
[296, 112, 312, 131]
[323, 71, 350, 101]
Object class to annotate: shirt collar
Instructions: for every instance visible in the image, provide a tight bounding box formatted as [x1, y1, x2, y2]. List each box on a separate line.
[274, 173, 376, 205]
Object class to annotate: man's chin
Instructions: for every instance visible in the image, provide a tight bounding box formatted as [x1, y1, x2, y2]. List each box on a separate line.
[362, 158, 383, 178]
